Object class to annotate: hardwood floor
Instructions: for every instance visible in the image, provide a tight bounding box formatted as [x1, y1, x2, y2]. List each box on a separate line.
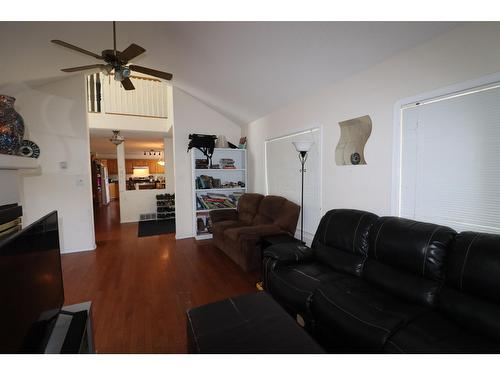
[61, 200, 257, 353]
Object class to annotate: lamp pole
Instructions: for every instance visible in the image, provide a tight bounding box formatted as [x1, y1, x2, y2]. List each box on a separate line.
[293, 140, 313, 244]
[299, 151, 307, 243]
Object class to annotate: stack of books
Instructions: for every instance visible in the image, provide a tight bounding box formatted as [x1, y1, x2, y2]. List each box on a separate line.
[220, 158, 236, 169]
[196, 192, 244, 210]
[197, 215, 212, 234]
[196, 175, 222, 189]
[0, 204, 23, 239]
[195, 159, 209, 169]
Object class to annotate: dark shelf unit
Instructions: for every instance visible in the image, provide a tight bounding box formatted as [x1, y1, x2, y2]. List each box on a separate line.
[156, 193, 175, 220]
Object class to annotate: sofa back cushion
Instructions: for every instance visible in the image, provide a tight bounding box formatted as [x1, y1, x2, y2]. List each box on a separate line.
[311, 209, 378, 276]
[253, 196, 300, 234]
[438, 232, 500, 341]
[364, 217, 455, 306]
[237, 193, 264, 224]
[445, 232, 500, 301]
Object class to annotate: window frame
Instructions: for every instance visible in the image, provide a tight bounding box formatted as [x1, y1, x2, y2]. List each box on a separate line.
[392, 72, 500, 217]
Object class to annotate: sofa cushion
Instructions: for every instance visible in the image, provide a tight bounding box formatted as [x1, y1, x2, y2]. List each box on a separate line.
[272, 199, 301, 234]
[311, 209, 378, 276]
[225, 224, 283, 242]
[237, 193, 264, 224]
[445, 232, 500, 302]
[439, 287, 500, 343]
[212, 220, 246, 239]
[365, 217, 456, 306]
[437, 232, 500, 343]
[266, 261, 348, 318]
[312, 279, 426, 352]
[385, 311, 500, 353]
[253, 196, 292, 227]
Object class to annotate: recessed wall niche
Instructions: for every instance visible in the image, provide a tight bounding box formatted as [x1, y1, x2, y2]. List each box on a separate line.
[335, 115, 372, 166]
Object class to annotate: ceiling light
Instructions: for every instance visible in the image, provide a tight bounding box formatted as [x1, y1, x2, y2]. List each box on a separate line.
[114, 69, 123, 82]
[109, 130, 124, 145]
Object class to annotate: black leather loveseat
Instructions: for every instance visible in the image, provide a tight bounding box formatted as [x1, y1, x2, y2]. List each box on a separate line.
[263, 209, 500, 353]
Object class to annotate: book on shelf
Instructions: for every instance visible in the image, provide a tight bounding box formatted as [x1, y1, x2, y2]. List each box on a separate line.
[196, 192, 244, 210]
[195, 159, 209, 169]
[197, 215, 212, 234]
[219, 158, 235, 169]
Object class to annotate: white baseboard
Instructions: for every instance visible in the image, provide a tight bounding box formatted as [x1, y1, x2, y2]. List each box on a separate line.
[175, 233, 194, 240]
[61, 244, 97, 254]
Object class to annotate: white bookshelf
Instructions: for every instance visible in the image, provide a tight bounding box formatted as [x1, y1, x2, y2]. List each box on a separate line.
[191, 147, 247, 240]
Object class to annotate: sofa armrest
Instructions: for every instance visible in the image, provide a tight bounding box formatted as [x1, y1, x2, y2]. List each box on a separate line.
[262, 242, 314, 290]
[263, 242, 314, 265]
[209, 208, 238, 224]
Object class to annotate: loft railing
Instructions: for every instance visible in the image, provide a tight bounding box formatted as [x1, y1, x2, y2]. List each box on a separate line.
[86, 72, 169, 118]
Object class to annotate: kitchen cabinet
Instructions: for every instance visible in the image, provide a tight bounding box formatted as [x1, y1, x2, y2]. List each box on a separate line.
[123, 159, 164, 175]
[156, 162, 165, 174]
[109, 182, 119, 199]
[107, 159, 118, 175]
[148, 160, 157, 174]
[125, 160, 134, 174]
[133, 160, 148, 168]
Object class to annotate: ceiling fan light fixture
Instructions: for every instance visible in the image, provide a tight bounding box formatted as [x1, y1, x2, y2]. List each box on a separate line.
[114, 69, 123, 81]
[122, 67, 131, 78]
[101, 64, 113, 75]
[52, 21, 173, 89]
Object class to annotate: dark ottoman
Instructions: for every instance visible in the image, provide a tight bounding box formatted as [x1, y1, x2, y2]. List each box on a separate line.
[186, 292, 324, 353]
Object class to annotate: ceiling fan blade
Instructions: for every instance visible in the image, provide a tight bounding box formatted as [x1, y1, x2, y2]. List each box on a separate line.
[51, 40, 103, 60]
[61, 64, 107, 72]
[121, 77, 135, 90]
[118, 44, 146, 63]
[129, 65, 173, 80]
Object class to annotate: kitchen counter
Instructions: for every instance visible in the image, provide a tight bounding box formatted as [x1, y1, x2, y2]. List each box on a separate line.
[126, 181, 165, 190]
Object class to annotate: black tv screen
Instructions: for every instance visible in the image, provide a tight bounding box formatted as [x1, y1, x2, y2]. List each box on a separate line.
[0, 211, 64, 353]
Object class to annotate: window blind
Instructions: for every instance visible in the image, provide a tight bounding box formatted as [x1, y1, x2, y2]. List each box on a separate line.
[265, 128, 321, 241]
[400, 84, 500, 234]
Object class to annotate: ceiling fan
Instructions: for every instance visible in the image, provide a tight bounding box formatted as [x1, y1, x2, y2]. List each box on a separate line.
[51, 21, 173, 90]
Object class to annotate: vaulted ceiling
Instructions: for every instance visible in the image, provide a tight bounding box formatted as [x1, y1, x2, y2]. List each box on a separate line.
[0, 21, 458, 124]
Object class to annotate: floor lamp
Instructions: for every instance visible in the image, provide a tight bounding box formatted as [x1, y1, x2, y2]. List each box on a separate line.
[293, 140, 314, 244]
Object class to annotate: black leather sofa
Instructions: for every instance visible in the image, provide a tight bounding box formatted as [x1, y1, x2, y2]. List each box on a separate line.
[263, 209, 500, 353]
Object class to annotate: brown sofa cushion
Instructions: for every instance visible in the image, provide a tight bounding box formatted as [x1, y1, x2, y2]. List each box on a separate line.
[273, 199, 302, 234]
[225, 224, 284, 242]
[210, 209, 238, 224]
[237, 193, 264, 224]
[253, 196, 300, 234]
[212, 220, 247, 239]
[253, 196, 287, 226]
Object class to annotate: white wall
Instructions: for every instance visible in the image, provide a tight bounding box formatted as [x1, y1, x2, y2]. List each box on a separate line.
[164, 137, 175, 194]
[0, 170, 20, 205]
[2, 76, 95, 253]
[119, 189, 167, 223]
[245, 23, 500, 224]
[116, 138, 173, 223]
[172, 87, 241, 238]
[88, 112, 172, 133]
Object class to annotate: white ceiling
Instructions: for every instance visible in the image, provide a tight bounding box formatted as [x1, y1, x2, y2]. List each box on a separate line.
[0, 21, 458, 124]
[89, 129, 165, 154]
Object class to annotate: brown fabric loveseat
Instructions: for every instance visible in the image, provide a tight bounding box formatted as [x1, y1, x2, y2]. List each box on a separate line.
[209, 193, 300, 272]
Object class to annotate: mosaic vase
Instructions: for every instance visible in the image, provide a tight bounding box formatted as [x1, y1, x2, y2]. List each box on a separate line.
[0, 95, 25, 155]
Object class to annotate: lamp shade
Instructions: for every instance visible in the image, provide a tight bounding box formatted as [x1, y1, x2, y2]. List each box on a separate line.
[293, 141, 314, 152]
